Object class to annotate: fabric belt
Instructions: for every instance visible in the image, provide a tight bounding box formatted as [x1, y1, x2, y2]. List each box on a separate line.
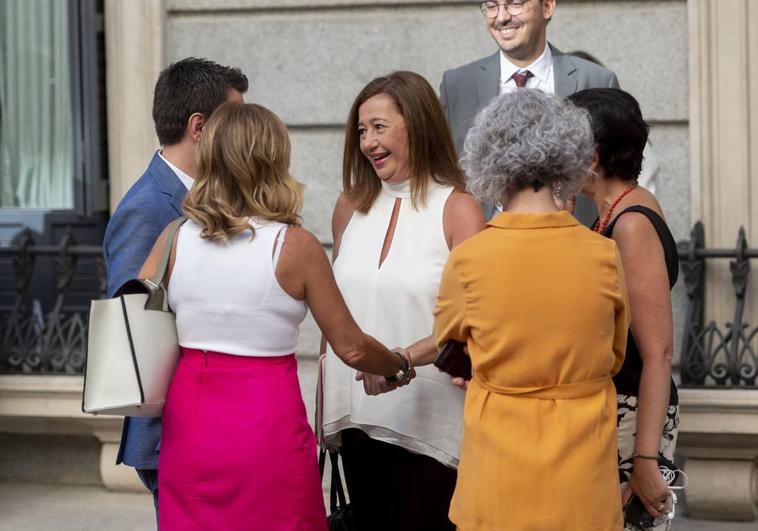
[473, 373, 610, 400]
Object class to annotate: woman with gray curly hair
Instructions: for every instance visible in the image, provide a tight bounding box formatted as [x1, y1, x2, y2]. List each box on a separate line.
[433, 89, 630, 530]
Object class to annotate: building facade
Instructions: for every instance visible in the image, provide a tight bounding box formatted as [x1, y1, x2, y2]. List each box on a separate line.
[0, 0, 756, 521]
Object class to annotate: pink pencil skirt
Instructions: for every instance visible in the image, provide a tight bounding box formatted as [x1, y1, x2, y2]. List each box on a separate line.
[158, 348, 327, 531]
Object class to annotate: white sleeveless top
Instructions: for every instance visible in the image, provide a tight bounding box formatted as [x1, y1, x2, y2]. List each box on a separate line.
[168, 218, 307, 357]
[322, 180, 464, 467]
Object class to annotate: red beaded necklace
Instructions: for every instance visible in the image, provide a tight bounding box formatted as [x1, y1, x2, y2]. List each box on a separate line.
[593, 184, 638, 233]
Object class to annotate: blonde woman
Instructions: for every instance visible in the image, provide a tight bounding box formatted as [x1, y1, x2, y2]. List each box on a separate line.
[138, 102, 410, 531]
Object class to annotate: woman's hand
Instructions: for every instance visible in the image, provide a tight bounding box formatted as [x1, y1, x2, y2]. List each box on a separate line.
[355, 370, 416, 395]
[622, 459, 669, 519]
[355, 372, 396, 395]
[450, 377, 469, 390]
[394, 347, 415, 384]
[355, 348, 416, 395]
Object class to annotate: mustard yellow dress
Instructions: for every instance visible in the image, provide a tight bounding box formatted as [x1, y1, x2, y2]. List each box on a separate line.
[434, 211, 629, 531]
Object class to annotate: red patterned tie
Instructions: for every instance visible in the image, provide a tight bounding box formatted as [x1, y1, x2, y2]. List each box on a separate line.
[512, 70, 534, 88]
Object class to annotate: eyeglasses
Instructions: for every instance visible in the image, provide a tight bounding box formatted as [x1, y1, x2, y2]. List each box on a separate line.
[479, 0, 532, 18]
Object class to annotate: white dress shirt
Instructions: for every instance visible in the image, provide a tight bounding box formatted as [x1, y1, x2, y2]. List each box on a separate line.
[159, 151, 194, 190]
[500, 44, 555, 95]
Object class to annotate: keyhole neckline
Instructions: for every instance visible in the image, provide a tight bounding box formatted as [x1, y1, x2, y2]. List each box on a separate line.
[381, 179, 411, 199]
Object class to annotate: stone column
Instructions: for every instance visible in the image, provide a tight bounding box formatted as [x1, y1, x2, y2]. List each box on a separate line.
[683, 4, 758, 521]
[688, 0, 758, 319]
[104, 0, 166, 212]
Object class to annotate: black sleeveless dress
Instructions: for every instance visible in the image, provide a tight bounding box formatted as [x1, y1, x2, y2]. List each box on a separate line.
[601, 205, 679, 405]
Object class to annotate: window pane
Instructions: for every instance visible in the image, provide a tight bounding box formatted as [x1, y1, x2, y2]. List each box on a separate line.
[0, 0, 74, 209]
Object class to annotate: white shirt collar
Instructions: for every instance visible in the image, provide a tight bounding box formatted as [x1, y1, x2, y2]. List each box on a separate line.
[500, 43, 553, 86]
[158, 150, 194, 190]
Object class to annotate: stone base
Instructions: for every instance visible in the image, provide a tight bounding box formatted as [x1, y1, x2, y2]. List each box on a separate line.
[99, 442, 144, 492]
[0, 375, 142, 492]
[678, 388, 758, 521]
[684, 458, 757, 521]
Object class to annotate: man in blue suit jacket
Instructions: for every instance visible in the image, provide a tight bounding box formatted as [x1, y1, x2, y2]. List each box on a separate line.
[103, 57, 248, 514]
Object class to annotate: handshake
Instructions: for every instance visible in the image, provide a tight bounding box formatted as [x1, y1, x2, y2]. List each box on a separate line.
[355, 347, 416, 396]
[356, 341, 474, 395]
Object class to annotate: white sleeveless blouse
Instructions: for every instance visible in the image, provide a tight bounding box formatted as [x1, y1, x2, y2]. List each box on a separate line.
[322, 180, 464, 467]
[168, 218, 307, 357]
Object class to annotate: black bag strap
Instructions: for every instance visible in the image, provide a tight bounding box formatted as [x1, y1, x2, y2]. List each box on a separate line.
[329, 449, 348, 510]
[319, 447, 327, 478]
[319, 447, 348, 512]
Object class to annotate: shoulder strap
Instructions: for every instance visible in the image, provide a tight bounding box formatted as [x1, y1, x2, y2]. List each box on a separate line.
[147, 216, 187, 288]
[272, 225, 288, 268]
[604, 206, 679, 288]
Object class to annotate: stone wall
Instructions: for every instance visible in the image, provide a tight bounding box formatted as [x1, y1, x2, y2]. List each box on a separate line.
[164, 0, 690, 357]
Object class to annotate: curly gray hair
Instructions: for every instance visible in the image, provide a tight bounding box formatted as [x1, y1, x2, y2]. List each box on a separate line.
[461, 89, 594, 204]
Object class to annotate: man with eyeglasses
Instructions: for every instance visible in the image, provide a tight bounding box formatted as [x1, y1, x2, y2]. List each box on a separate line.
[440, 0, 621, 222]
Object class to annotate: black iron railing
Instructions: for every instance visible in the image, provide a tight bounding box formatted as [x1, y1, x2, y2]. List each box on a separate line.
[0, 229, 105, 374]
[678, 222, 758, 388]
[1, 222, 756, 384]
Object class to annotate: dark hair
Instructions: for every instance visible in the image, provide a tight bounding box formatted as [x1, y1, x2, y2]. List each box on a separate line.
[152, 57, 249, 146]
[567, 88, 649, 182]
[343, 71, 465, 213]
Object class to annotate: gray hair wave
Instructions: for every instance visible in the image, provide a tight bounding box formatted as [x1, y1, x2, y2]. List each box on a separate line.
[461, 89, 594, 204]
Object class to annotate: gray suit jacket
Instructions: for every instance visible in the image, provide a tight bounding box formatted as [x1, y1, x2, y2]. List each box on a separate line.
[439, 44, 620, 224]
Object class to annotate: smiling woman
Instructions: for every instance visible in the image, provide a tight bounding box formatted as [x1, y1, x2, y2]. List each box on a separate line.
[341, 71, 468, 213]
[356, 94, 411, 186]
[321, 71, 485, 531]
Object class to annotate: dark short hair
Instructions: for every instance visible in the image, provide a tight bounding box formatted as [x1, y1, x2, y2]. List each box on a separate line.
[343, 71, 465, 213]
[567, 88, 649, 182]
[152, 57, 248, 146]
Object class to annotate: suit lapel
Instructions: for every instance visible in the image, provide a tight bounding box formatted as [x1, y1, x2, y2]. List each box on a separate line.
[149, 152, 188, 216]
[551, 45, 578, 98]
[476, 51, 501, 109]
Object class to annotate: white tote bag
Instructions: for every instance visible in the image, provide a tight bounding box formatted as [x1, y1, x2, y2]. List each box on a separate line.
[82, 217, 185, 417]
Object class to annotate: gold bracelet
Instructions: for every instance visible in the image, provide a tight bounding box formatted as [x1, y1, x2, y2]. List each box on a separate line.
[632, 453, 659, 461]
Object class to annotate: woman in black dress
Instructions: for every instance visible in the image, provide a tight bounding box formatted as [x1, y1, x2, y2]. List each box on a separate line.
[569, 88, 679, 531]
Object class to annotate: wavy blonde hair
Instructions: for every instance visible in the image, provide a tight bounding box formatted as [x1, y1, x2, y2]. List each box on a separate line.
[183, 102, 303, 241]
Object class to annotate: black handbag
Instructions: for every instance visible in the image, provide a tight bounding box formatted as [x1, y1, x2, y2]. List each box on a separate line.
[623, 455, 684, 529]
[433, 340, 472, 380]
[319, 448, 356, 531]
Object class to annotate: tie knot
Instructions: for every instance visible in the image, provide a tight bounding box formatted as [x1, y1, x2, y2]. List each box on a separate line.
[511, 70, 534, 88]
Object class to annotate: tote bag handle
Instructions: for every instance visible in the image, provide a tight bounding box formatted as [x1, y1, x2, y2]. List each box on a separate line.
[141, 216, 186, 311]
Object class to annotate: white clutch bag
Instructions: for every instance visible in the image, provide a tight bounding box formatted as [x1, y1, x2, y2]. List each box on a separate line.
[82, 217, 185, 417]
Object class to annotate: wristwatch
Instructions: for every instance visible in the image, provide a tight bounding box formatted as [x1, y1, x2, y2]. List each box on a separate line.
[385, 351, 410, 385]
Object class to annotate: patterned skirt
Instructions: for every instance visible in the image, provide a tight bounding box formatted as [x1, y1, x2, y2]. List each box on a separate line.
[616, 394, 680, 531]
